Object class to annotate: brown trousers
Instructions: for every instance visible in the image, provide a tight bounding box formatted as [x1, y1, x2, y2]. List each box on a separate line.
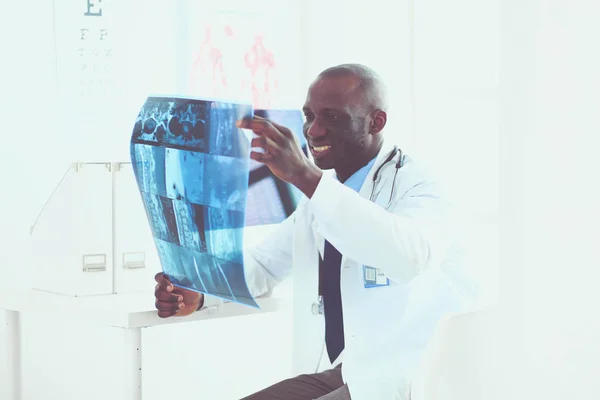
[240, 365, 351, 400]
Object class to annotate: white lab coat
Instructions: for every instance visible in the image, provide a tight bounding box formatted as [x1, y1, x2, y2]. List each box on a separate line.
[204, 141, 478, 399]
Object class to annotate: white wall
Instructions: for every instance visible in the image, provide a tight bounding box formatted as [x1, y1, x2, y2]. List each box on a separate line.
[1, 0, 61, 289]
[302, 0, 414, 152]
[413, 0, 499, 218]
[498, 0, 600, 398]
[412, 0, 500, 304]
[419, 1, 600, 399]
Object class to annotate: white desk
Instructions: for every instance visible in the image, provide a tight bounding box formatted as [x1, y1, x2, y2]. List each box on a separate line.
[0, 288, 289, 400]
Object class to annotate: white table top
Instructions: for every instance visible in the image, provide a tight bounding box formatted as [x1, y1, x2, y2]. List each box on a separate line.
[0, 286, 291, 329]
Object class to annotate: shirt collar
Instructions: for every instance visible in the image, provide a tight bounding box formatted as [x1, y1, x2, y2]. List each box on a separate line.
[335, 156, 378, 192]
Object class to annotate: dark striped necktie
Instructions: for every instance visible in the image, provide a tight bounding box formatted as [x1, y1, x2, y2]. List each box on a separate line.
[320, 240, 345, 364]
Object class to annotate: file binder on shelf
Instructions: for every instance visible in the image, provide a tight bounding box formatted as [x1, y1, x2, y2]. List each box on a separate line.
[30, 162, 159, 297]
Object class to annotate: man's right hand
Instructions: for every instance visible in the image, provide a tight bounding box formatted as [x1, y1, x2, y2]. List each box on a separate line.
[154, 273, 204, 318]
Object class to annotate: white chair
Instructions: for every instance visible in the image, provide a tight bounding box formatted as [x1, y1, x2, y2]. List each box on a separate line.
[411, 306, 520, 400]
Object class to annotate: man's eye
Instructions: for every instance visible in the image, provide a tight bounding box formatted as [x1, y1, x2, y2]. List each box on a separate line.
[304, 113, 315, 122]
[327, 114, 339, 121]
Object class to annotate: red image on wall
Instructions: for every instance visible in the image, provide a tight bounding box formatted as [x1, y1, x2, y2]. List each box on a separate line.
[189, 25, 228, 99]
[188, 22, 279, 109]
[243, 35, 279, 109]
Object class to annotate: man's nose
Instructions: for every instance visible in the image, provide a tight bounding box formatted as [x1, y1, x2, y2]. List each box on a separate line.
[306, 121, 327, 139]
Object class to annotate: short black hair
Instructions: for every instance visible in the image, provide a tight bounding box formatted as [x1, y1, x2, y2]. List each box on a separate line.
[318, 63, 389, 112]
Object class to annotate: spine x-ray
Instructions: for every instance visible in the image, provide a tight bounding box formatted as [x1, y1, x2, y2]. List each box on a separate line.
[130, 96, 259, 308]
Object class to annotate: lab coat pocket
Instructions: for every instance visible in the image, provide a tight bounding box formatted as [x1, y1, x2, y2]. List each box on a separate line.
[357, 273, 409, 328]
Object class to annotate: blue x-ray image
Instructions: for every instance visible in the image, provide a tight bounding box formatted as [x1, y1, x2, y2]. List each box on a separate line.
[130, 96, 258, 308]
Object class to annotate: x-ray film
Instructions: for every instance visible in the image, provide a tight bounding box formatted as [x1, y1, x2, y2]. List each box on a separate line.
[245, 109, 306, 226]
[130, 96, 258, 308]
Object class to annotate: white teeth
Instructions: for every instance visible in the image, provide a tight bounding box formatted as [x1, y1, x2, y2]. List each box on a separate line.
[312, 145, 331, 152]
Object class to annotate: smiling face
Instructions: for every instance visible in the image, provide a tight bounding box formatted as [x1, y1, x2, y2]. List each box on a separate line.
[302, 73, 386, 181]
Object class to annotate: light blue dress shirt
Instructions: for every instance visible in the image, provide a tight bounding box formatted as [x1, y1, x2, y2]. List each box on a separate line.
[336, 157, 377, 193]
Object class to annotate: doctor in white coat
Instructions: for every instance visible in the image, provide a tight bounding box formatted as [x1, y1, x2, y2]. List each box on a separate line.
[154, 64, 477, 399]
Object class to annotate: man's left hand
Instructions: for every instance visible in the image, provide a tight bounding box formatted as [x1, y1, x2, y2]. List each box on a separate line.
[236, 116, 322, 198]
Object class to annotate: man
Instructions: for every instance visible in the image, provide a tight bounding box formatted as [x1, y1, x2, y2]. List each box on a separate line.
[154, 64, 476, 399]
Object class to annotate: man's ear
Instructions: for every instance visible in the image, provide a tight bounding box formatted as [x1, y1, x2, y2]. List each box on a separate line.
[369, 109, 387, 135]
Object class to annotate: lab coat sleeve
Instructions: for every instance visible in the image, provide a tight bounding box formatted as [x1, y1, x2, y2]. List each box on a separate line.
[243, 212, 296, 298]
[199, 210, 296, 310]
[308, 174, 451, 283]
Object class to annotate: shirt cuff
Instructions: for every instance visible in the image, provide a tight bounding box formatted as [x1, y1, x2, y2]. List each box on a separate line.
[198, 294, 223, 311]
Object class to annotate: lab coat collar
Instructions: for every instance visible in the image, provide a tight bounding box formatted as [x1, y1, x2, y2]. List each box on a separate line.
[357, 140, 396, 200]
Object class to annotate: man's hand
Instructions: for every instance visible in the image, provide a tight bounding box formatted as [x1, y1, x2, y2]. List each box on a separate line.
[154, 273, 204, 318]
[237, 116, 323, 198]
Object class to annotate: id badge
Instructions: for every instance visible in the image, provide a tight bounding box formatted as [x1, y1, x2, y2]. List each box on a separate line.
[363, 265, 390, 288]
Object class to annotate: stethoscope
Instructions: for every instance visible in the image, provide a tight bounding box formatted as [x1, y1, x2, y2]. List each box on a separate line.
[370, 145, 405, 208]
